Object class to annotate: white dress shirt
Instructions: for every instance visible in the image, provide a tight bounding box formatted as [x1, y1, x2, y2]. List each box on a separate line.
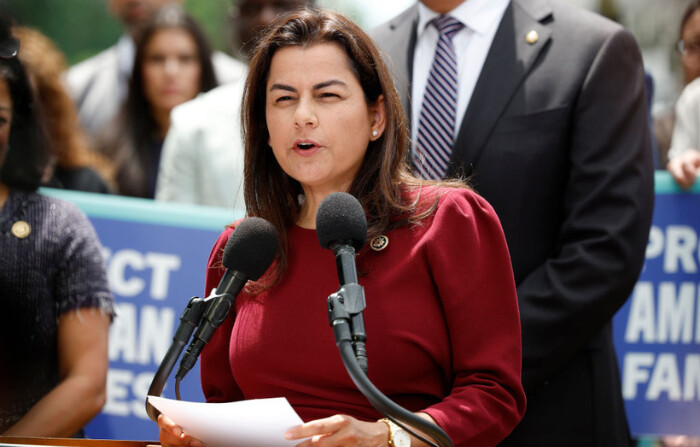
[412, 0, 510, 144]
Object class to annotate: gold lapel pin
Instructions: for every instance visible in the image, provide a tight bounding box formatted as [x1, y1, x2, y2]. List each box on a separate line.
[525, 30, 539, 44]
[11, 220, 31, 239]
[370, 235, 389, 251]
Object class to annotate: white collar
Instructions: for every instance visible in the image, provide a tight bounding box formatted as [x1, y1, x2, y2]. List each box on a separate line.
[417, 0, 511, 37]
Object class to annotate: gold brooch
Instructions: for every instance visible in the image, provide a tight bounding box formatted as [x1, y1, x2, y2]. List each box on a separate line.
[370, 235, 389, 251]
[11, 220, 31, 239]
[525, 30, 539, 44]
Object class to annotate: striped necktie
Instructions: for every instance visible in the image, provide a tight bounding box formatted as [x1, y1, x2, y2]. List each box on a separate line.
[415, 15, 464, 180]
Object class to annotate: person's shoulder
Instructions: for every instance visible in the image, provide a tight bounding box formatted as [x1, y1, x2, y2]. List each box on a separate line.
[172, 80, 246, 123]
[66, 44, 119, 88]
[405, 185, 502, 237]
[559, 0, 626, 35]
[517, 0, 625, 41]
[212, 51, 247, 84]
[219, 225, 236, 243]
[209, 225, 237, 263]
[68, 45, 119, 72]
[685, 77, 700, 93]
[520, 0, 641, 67]
[26, 191, 93, 235]
[187, 81, 245, 110]
[408, 184, 495, 219]
[36, 192, 85, 216]
[679, 77, 700, 105]
[369, 3, 417, 40]
[435, 186, 494, 214]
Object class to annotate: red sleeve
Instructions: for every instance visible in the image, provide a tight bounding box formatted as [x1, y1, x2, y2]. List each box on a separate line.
[199, 227, 245, 403]
[422, 189, 526, 446]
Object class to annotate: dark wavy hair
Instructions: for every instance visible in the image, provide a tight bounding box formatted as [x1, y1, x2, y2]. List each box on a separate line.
[0, 16, 50, 191]
[242, 8, 464, 286]
[13, 26, 115, 189]
[99, 4, 218, 197]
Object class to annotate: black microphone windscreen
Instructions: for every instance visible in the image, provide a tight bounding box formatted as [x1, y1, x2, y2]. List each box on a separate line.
[222, 217, 279, 280]
[316, 192, 367, 250]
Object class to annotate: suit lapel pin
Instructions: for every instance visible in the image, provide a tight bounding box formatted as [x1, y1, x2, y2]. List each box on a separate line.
[370, 235, 389, 251]
[11, 220, 31, 239]
[525, 30, 539, 45]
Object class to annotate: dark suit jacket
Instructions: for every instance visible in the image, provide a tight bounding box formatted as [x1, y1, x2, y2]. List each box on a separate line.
[371, 1, 654, 445]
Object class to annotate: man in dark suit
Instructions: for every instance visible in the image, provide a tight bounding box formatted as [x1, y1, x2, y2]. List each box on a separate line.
[371, 0, 654, 445]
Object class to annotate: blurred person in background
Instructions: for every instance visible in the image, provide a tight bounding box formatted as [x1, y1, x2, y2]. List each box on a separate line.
[679, 1, 700, 87]
[666, 1, 700, 191]
[228, 0, 315, 59]
[66, 0, 244, 139]
[655, 0, 700, 166]
[0, 15, 114, 437]
[155, 0, 312, 209]
[12, 26, 115, 193]
[666, 74, 700, 189]
[96, 5, 218, 198]
[643, 2, 700, 444]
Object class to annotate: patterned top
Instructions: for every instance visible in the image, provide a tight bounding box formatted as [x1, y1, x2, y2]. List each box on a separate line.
[0, 189, 114, 433]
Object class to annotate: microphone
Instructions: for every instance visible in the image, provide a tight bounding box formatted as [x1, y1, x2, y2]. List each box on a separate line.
[316, 193, 453, 447]
[175, 217, 279, 381]
[316, 192, 368, 374]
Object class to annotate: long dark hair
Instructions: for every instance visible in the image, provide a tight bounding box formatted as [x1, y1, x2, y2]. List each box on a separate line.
[0, 15, 50, 191]
[242, 8, 464, 285]
[100, 5, 218, 198]
[13, 26, 115, 189]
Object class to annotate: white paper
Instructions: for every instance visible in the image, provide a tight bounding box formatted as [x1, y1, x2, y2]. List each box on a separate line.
[148, 395, 306, 447]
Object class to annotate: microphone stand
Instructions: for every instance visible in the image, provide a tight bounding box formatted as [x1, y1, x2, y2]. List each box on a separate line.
[327, 294, 454, 447]
[328, 243, 368, 374]
[145, 296, 207, 422]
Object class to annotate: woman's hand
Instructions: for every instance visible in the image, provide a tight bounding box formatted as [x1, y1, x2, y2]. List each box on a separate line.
[667, 149, 700, 189]
[154, 413, 205, 447]
[285, 414, 389, 447]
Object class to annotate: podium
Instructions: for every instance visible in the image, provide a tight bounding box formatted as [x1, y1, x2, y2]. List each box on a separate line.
[0, 437, 153, 446]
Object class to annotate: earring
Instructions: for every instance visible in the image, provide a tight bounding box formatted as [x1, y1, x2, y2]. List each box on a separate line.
[372, 130, 378, 138]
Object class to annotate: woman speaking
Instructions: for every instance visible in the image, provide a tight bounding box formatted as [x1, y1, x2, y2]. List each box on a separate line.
[157, 8, 525, 447]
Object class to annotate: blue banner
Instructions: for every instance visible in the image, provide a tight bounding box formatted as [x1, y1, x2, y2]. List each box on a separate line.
[40, 188, 243, 441]
[41, 171, 700, 440]
[613, 173, 700, 437]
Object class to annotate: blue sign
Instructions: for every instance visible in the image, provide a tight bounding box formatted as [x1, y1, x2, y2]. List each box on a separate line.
[42, 171, 700, 440]
[612, 172, 700, 437]
[40, 188, 243, 441]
